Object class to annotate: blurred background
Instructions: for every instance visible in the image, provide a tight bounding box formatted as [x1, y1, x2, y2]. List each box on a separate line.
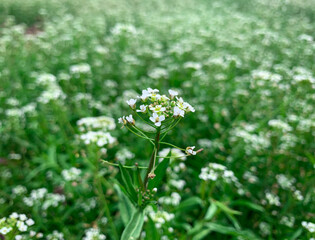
[0, 0, 314, 239]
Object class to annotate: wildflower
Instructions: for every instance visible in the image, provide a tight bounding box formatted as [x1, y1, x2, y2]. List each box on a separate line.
[118, 116, 127, 126]
[126, 98, 137, 109]
[70, 63, 91, 74]
[62, 167, 81, 181]
[302, 221, 315, 233]
[186, 146, 196, 155]
[173, 106, 185, 117]
[0, 227, 12, 235]
[17, 220, 27, 232]
[160, 95, 170, 102]
[19, 214, 27, 221]
[26, 218, 35, 226]
[138, 90, 150, 102]
[168, 89, 178, 99]
[149, 113, 165, 127]
[10, 212, 19, 219]
[126, 114, 135, 125]
[150, 105, 166, 114]
[136, 105, 148, 113]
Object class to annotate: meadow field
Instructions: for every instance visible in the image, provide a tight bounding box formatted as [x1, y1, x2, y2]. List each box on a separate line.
[0, 0, 314, 239]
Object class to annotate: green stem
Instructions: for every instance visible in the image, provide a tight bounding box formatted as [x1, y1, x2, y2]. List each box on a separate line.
[143, 128, 161, 189]
[159, 141, 186, 151]
[126, 125, 154, 143]
[160, 118, 181, 141]
[101, 160, 147, 169]
[92, 153, 119, 240]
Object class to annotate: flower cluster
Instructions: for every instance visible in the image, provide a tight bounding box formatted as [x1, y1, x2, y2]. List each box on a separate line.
[302, 221, 315, 233]
[0, 213, 36, 239]
[82, 228, 106, 240]
[61, 167, 82, 181]
[77, 116, 117, 148]
[146, 208, 175, 229]
[119, 88, 195, 127]
[23, 188, 65, 210]
[199, 163, 243, 194]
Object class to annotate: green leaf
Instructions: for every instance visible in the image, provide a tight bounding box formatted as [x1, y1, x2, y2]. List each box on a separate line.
[121, 209, 145, 240]
[118, 162, 138, 203]
[205, 223, 238, 235]
[147, 156, 170, 190]
[231, 200, 264, 212]
[188, 222, 204, 235]
[176, 196, 203, 213]
[288, 228, 303, 240]
[114, 184, 135, 226]
[145, 217, 160, 240]
[204, 203, 218, 221]
[204, 223, 262, 240]
[212, 200, 241, 215]
[192, 228, 212, 240]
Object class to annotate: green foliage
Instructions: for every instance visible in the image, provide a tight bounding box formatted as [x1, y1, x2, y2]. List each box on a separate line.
[121, 210, 145, 240]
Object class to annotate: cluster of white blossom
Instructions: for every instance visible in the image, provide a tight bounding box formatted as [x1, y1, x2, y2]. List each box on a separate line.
[119, 88, 195, 127]
[61, 167, 82, 181]
[111, 23, 139, 36]
[268, 119, 293, 132]
[46, 230, 64, 240]
[146, 208, 175, 229]
[77, 116, 116, 132]
[115, 148, 135, 164]
[280, 216, 295, 227]
[77, 116, 117, 148]
[276, 174, 304, 201]
[0, 212, 35, 238]
[264, 192, 281, 206]
[199, 163, 243, 193]
[79, 131, 116, 147]
[23, 188, 65, 210]
[302, 221, 315, 233]
[230, 125, 270, 155]
[70, 63, 91, 75]
[82, 228, 106, 240]
[276, 174, 295, 190]
[36, 73, 66, 104]
[158, 192, 181, 206]
[11, 185, 27, 199]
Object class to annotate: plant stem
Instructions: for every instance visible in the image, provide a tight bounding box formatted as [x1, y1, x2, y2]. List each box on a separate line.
[143, 128, 161, 189]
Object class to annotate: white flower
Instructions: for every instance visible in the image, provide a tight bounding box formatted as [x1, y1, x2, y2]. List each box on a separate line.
[126, 115, 135, 125]
[10, 212, 19, 219]
[173, 106, 185, 117]
[149, 113, 165, 127]
[185, 146, 196, 155]
[118, 116, 126, 125]
[19, 214, 27, 221]
[150, 105, 166, 114]
[136, 105, 147, 113]
[138, 90, 151, 101]
[15, 235, 23, 240]
[126, 99, 137, 109]
[183, 102, 195, 112]
[160, 95, 170, 102]
[17, 220, 27, 232]
[147, 88, 159, 94]
[0, 227, 12, 235]
[168, 89, 178, 99]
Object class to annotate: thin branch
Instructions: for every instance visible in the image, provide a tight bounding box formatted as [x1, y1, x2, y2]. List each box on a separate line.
[101, 160, 148, 169]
